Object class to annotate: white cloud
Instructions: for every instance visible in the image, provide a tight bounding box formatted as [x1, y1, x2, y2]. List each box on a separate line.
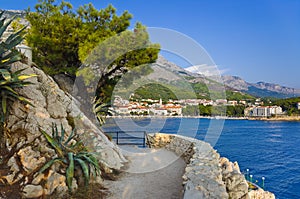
[185, 64, 230, 77]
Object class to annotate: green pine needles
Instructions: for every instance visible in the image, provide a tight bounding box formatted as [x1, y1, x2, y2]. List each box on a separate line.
[39, 123, 101, 191]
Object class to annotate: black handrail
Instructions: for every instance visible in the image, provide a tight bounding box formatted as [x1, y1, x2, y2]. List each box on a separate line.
[105, 131, 147, 147]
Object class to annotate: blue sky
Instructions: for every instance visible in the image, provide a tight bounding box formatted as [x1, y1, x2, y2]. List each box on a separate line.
[1, 0, 300, 88]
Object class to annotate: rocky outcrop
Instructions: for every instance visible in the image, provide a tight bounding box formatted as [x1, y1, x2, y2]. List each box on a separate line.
[53, 73, 76, 94]
[248, 189, 275, 199]
[0, 62, 126, 198]
[222, 75, 300, 98]
[220, 157, 249, 199]
[222, 75, 249, 91]
[147, 133, 275, 199]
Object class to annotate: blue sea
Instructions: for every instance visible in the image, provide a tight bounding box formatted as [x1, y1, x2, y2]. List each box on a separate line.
[102, 118, 300, 199]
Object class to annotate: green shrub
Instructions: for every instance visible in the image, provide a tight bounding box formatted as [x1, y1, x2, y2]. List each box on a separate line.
[39, 124, 101, 191]
[93, 98, 115, 126]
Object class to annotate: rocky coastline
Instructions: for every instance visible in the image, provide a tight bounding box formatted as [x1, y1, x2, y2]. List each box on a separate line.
[248, 116, 300, 121]
[0, 62, 276, 198]
[107, 114, 300, 122]
[146, 133, 275, 199]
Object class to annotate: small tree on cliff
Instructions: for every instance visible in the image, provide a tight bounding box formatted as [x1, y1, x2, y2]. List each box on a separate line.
[26, 0, 160, 123]
[26, 0, 159, 77]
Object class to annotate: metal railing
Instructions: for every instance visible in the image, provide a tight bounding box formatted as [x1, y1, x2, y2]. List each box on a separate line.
[243, 169, 265, 190]
[105, 131, 147, 147]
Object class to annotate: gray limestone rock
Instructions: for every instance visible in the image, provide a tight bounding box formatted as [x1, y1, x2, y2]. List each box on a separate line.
[17, 146, 46, 175]
[2, 62, 127, 197]
[220, 157, 249, 199]
[22, 185, 44, 198]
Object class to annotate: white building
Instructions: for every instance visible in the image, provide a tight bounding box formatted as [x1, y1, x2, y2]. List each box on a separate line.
[245, 106, 283, 117]
[216, 99, 227, 105]
[130, 106, 149, 115]
[228, 100, 238, 106]
[239, 100, 247, 105]
[114, 106, 130, 115]
[152, 108, 168, 116]
[166, 105, 182, 116]
[297, 102, 300, 110]
[268, 106, 283, 115]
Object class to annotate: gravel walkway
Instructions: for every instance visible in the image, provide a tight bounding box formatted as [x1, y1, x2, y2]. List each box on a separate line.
[104, 146, 186, 199]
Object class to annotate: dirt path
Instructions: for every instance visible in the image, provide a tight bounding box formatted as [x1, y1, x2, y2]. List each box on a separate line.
[104, 146, 186, 199]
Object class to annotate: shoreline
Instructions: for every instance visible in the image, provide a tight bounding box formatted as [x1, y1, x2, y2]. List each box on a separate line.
[146, 133, 275, 198]
[248, 116, 300, 121]
[106, 115, 300, 121]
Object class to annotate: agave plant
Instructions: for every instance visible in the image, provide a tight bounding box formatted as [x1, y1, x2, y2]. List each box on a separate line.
[0, 11, 35, 122]
[39, 123, 101, 191]
[93, 97, 115, 126]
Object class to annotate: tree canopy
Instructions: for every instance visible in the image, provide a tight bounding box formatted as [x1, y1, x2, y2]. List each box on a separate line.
[26, 0, 160, 78]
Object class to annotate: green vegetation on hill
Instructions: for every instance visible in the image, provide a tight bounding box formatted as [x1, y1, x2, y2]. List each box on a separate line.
[192, 81, 255, 100]
[182, 105, 245, 117]
[134, 83, 178, 101]
[271, 97, 300, 115]
[133, 82, 197, 101]
[132, 81, 255, 102]
[225, 90, 255, 101]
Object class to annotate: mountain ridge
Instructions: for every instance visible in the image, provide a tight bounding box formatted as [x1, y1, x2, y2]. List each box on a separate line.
[221, 75, 300, 98]
[1, 9, 297, 99]
[161, 58, 300, 99]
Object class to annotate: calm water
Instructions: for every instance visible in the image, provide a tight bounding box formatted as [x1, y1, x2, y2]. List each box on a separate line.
[102, 118, 300, 199]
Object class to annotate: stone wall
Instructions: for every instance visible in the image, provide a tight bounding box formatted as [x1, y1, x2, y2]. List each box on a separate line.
[147, 133, 228, 198]
[147, 133, 275, 199]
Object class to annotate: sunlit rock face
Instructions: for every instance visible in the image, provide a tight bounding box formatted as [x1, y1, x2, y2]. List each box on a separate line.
[2, 62, 126, 198]
[147, 133, 275, 199]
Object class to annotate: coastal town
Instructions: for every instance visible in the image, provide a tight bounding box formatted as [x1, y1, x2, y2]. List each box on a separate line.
[111, 95, 296, 117]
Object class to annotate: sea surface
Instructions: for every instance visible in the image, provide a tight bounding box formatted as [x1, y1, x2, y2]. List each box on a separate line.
[101, 117, 300, 199]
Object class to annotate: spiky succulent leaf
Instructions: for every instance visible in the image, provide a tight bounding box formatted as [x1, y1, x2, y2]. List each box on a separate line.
[17, 74, 37, 80]
[39, 157, 64, 173]
[0, 69, 11, 80]
[0, 16, 15, 38]
[0, 11, 33, 121]
[60, 123, 65, 144]
[64, 128, 75, 145]
[5, 25, 26, 44]
[54, 123, 59, 140]
[69, 140, 83, 149]
[81, 154, 100, 170]
[1, 95, 7, 114]
[74, 157, 90, 186]
[66, 152, 74, 191]
[40, 129, 64, 157]
[39, 124, 102, 191]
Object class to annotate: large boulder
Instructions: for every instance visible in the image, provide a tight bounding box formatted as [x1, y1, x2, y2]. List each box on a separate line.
[220, 157, 249, 199]
[248, 189, 275, 199]
[1, 62, 126, 198]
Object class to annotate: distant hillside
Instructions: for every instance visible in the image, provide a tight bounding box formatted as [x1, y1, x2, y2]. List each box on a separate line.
[3, 9, 296, 99]
[185, 64, 300, 99]
[271, 97, 300, 115]
[153, 57, 300, 99]
[222, 75, 300, 98]
[126, 56, 255, 101]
